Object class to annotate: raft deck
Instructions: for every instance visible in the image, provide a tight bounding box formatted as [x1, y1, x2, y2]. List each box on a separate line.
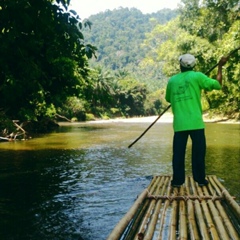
[107, 175, 240, 240]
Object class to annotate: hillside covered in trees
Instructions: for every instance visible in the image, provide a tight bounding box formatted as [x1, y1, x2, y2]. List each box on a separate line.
[83, 7, 178, 89]
[0, 0, 239, 139]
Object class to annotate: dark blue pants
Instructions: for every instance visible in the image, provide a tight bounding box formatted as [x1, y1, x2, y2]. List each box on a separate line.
[172, 129, 206, 185]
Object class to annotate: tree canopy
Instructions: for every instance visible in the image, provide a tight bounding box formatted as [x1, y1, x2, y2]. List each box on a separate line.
[0, 0, 239, 138]
[0, 0, 96, 121]
[142, 0, 239, 116]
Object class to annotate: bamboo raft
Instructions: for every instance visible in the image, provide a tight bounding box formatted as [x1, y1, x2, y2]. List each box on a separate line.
[107, 175, 240, 240]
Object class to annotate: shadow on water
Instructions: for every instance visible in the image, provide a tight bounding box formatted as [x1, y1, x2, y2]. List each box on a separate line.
[0, 147, 156, 240]
[0, 122, 239, 239]
[0, 149, 84, 240]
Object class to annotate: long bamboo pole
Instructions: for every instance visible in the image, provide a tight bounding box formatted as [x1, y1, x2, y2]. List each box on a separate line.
[150, 175, 162, 195]
[194, 199, 211, 240]
[157, 201, 170, 239]
[107, 188, 148, 240]
[132, 176, 165, 240]
[127, 46, 239, 149]
[144, 177, 169, 240]
[215, 201, 239, 240]
[179, 186, 187, 240]
[125, 199, 149, 240]
[126, 176, 161, 240]
[166, 180, 179, 240]
[208, 176, 222, 196]
[155, 176, 169, 195]
[203, 176, 240, 240]
[186, 176, 201, 240]
[207, 200, 230, 239]
[198, 177, 220, 240]
[137, 200, 156, 238]
[144, 199, 163, 240]
[197, 186, 220, 239]
[157, 181, 175, 240]
[128, 105, 171, 148]
[187, 200, 201, 240]
[204, 46, 240, 75]
[212, 176, 240, 218]
[168, 200, 178, 240]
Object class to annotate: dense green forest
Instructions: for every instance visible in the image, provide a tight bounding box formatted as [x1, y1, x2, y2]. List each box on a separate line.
[83, 7, 178, 89]
[0, 0, 239, 139]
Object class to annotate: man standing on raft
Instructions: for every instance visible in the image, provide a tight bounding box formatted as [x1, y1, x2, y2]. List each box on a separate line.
[165, 53, 228, 187]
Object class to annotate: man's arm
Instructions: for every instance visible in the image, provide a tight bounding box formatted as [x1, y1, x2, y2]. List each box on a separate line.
[216, 56, 228, 86]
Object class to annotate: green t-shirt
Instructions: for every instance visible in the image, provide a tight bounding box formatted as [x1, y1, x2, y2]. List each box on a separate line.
[165, 71, 221, 132]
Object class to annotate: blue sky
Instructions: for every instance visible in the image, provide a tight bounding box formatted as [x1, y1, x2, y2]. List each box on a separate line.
[69, 0, 181, 19]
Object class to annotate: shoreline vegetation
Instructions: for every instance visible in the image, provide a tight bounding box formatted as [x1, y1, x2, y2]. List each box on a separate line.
[84, 112, 240, 124]
[1, 113, 239, 142]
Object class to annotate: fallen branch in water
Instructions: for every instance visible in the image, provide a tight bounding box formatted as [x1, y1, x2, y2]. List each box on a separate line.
[55, 113, 72, 122]
[0, 120, 27, 141]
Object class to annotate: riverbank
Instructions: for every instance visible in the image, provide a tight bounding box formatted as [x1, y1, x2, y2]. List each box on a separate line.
[88, 112, 239, 124]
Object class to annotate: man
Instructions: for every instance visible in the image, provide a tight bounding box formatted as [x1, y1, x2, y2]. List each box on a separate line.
[165, 53, 228, 187]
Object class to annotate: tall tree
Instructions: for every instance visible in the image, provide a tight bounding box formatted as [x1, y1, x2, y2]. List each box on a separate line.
[142, 0, 239, 116]
[0, 0, 96, 121]
[86, 67, 115, 112]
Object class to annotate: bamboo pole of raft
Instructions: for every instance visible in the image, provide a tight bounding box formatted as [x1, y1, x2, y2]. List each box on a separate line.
[208, 176, 222, 196]
[207, 200, 230, 239]
[168, 199, 178, 240]
[203, 177, 240, 240]
[155, 176, 170, 195]
[190, 176, 197, 196]
[197, 185, 220, 239]
[131, 177, 166, 240]
[152, 176, 165, 195]
[135, 198, 156, 238]
[106, 188, 148, 240]
[125, 199, 150, 240]
[157, 180, 177, 240]
[138, 177, 164, 239]
[130, 175, 160, 238]
[187, 200, 201, 239]
[179, 186, 187, 240]
[164, 180, 178, 240]
[143, 177, 169, 240]
[194, 199, 211, 239]
[149, 176, 161, 195]
[212, 175, 240, 218]
[215, 200, 240, 240]
[186, 177, 201, 240]
[204, 177, 231, 239]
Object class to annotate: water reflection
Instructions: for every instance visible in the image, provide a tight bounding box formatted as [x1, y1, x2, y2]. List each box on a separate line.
[0, 122, 239, 239]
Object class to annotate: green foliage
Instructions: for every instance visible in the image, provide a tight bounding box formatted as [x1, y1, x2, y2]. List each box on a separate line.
[83, 7, 178, 85]
[144, 88, 170, 115]
[1, 1, 238, 126]
[0, 0, 96, 121]
[58, 96, 86, 121]
[83, 67, 116, 115]
[116, 77, 148, 116]
[110, 108, 122, 117]
[0, 111, 16, 134]
[82, 68, 149, 117]
[142, 0, 239, 118]
[85, 113, 95, 121]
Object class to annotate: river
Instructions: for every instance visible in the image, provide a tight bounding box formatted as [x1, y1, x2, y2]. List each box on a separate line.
[0, 120, 239, 240]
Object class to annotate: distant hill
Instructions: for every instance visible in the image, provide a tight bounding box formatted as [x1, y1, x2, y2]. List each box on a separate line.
[83, 7, 178, 89]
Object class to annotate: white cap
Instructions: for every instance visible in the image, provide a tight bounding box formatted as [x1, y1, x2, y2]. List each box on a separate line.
[179, 54, 196, 68]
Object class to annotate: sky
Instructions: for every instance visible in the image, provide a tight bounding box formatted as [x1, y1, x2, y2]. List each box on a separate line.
[69, 0, 181, 19]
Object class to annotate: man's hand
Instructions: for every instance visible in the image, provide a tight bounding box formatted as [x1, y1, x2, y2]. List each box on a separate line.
[218, 56, 228, 67]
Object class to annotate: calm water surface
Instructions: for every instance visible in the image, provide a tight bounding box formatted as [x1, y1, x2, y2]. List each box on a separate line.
[0, 121, 239, 240]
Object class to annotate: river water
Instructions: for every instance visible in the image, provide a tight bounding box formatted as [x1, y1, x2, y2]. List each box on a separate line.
[0, 120, 239, 240]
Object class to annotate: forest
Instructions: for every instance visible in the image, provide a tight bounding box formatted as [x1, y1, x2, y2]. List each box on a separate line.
[0, 0, 239, 139]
